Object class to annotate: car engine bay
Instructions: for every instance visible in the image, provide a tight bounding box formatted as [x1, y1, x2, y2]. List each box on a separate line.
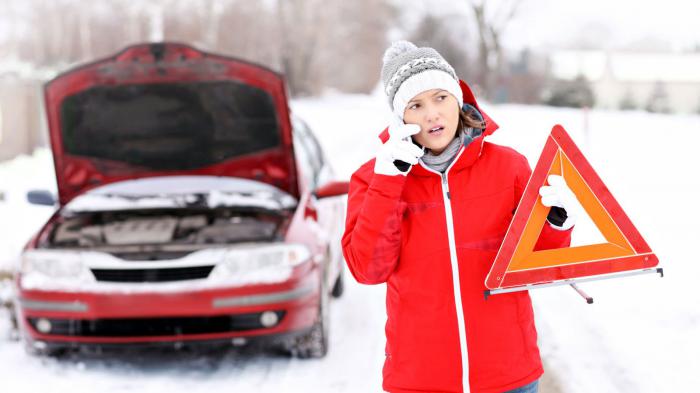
[42, 208, 291, 260]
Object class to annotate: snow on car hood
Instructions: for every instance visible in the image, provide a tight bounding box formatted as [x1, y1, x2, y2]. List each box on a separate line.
[64, 176, 297, 213]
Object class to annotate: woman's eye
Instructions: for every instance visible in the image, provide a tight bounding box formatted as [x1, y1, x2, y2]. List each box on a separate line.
[409, 103, 419, 110]
[437, 95, 447, 101]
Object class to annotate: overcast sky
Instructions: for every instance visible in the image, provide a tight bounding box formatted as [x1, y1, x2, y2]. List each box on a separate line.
[415, 0, 700, 52]
[2, 0, 698, 55]
[513, 0, 700, 51]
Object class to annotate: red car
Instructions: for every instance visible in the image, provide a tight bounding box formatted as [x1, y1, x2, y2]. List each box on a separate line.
[15, 43, 349, 358]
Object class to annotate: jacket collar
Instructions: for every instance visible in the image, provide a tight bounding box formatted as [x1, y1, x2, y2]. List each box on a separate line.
[410, 134, 486, 177]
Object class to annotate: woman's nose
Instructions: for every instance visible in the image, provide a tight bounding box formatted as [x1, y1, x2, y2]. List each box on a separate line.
[425, 105, 440, 122]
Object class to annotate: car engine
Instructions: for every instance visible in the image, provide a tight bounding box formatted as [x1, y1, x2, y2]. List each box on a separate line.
[45, 208, 289, 260]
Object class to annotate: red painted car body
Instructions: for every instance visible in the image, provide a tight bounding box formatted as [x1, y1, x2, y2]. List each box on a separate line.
[15, 43, 348, 357]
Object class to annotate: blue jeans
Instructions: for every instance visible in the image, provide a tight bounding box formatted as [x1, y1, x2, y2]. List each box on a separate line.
[503, 379, 539, 393]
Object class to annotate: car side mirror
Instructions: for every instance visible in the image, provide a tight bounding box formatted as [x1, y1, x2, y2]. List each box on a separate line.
[313, 181, 349, 199]
[27, 190, 56, 206]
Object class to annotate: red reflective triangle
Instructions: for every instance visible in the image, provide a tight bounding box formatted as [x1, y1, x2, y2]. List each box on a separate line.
[485, 125, 658, 290]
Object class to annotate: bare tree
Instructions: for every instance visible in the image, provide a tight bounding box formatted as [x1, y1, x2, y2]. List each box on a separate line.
[466, 0, 522, 99]
[0, 0, 392, 96]
[275, 0, 329, 96]
[318, 0, 395, 93]
[216, 1, 280, 70]
[410, 13, 471, 82]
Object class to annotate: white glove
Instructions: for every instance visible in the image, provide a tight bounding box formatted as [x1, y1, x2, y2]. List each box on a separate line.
[374, 121, 424, 176]
[539, 175, 578, 230]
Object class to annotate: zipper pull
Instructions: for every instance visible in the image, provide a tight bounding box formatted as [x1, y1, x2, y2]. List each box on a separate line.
[441, 173, 450, 200]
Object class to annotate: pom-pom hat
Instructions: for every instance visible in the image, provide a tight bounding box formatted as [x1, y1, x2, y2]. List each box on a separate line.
[381, 41, 463, 120]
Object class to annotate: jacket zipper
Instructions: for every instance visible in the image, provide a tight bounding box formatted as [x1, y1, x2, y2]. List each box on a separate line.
[420, 151, 470, 393]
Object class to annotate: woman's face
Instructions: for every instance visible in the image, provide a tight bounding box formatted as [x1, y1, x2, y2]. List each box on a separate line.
[402, 89, 460, 155]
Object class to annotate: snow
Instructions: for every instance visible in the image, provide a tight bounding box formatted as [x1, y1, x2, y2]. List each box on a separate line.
[1, 93, 700, 392]
[0, 280, 387, 393]
[65, 176, 298, 212]
[0, 149, 56, 272]
[461, 103, 700, 393]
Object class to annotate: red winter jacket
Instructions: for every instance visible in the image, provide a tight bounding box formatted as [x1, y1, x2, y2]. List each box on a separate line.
[341, 82, 572, 393]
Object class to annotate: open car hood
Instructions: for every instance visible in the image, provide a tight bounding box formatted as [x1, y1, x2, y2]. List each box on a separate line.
[44, 42, 298, 206]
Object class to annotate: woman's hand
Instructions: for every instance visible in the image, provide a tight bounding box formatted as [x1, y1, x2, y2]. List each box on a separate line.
[539, 175, 578, 230]
[374, 121, 424, 176]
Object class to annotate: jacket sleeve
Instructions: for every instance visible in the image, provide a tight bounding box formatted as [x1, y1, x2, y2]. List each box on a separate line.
[513, 154, 573, 251]
[341, 160, 407, 284]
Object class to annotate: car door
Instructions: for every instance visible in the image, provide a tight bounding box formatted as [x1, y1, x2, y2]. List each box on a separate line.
[292, 116, 345, 288]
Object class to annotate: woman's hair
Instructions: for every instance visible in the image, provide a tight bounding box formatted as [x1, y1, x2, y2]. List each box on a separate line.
[457, 107, 486, 132]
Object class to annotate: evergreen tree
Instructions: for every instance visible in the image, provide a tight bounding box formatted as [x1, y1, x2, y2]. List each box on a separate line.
[619, 90, 637, 110]
[645, 81, 671, 113]
[545, 75, 595, 108]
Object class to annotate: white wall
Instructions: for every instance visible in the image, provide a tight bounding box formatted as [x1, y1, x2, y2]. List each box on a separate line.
[0, 78, 46, 162]
[593, 80, 700, 113]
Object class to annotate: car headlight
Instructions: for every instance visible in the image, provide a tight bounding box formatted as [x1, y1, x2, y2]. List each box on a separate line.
[209, 244, 311, 283]
[22, 250, 87, 279]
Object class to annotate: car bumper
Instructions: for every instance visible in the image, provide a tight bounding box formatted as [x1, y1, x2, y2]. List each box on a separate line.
[16, 271, 320, 345]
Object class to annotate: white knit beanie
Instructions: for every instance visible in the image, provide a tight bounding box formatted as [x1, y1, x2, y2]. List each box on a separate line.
[381, 41, 463, 120]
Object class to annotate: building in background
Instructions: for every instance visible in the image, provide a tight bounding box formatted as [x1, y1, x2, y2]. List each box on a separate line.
[0, 59, 54, 161]
[548, 50, 700, 114]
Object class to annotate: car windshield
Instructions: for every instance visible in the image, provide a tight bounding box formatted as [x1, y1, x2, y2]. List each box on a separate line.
[59, 80, 281, 172]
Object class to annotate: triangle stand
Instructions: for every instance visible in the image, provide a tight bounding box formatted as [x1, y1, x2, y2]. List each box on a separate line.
[484, 267, 664, 303]
[484, 125, 662, 303]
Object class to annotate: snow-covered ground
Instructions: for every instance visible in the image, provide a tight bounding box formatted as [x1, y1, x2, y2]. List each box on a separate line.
[1, 92, 699, 392]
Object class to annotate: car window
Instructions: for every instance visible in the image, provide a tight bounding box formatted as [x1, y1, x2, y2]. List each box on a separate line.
[292, 117, 324, 189]
[299, 120, 325, 172]
[293, 125, 316, 190]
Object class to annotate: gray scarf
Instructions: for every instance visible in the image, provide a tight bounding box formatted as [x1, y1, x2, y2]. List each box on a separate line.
[421, 127, 482, 173]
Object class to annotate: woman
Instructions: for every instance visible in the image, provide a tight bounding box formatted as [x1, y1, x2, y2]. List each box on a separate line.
[341, 41, 576, 393]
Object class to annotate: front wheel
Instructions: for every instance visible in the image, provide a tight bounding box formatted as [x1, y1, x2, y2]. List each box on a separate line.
[286, 281, 329, 359]
[331, 271, 344, 298]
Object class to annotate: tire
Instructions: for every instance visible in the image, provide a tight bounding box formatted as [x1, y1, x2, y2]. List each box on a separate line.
[22, 337, 68, 357]
[331, 271, 344, 298]
[7, 302, 19, 342]
[17, 314, 68, 357]
[286, 280, 330, 359]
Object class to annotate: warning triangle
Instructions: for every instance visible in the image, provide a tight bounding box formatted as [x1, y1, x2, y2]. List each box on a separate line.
[485, 125, 658, 290]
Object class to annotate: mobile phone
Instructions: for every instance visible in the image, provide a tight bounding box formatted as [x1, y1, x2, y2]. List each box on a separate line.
[393, 137, 425, 172]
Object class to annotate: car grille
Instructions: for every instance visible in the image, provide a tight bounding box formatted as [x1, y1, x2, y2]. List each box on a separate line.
[91, 266, 215, 283]
[28, 311, 286, 337]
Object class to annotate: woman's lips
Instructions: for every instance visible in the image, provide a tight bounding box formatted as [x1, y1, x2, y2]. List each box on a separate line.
[428, 125, 445, 136]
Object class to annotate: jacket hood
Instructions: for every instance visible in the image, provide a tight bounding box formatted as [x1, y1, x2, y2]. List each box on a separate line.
[377, 80, 499, 144]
